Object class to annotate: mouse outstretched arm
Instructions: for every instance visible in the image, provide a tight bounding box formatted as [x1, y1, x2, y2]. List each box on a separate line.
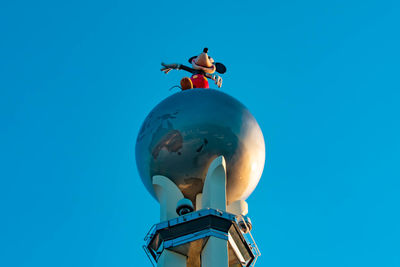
[205, 73, 223, 88]
[161, 62, 223, 88]
[161, 63, 197, 74]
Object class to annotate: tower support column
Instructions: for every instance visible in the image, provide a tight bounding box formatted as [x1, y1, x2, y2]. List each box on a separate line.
[201, 156, 229, 267]
[152, 175, 187, 267]
[144, 156, 258, 267]
[201, 237, 228, 267]
[157, 250, 186, 267]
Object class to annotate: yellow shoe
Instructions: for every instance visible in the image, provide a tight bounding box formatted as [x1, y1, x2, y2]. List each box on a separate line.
[180, 77, 193, 90]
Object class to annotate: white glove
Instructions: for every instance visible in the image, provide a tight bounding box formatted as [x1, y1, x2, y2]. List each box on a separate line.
[161, 63, 179, 74]
[213, 75, 223, 88]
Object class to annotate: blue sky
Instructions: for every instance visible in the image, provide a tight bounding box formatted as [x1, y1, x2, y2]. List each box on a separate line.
[1, 0, 399, 266]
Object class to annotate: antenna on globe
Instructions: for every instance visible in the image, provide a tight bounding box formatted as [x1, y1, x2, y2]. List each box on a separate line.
[136, 50, 265, 267]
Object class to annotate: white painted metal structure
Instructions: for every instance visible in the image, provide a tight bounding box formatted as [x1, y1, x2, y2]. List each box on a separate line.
[199, 156, 228, 267]
[145, 156, 256, 267]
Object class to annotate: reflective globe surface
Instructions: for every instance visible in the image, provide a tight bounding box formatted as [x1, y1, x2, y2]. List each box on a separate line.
[136, 89, 265, 204]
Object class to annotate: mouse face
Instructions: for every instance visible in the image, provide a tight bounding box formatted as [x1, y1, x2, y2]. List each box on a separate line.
[188, 48, 227, 74]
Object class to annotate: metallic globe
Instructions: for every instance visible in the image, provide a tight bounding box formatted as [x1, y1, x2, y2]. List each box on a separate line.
[136, 89, 265, 205]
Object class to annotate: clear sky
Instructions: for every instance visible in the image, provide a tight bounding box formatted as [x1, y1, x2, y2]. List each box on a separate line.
[1, 0, 399, 266]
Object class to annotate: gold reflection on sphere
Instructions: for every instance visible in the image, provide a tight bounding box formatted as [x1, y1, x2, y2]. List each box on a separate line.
[136, 89, 265, 204]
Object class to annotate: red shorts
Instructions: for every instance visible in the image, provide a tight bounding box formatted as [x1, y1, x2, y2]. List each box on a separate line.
[191, 74, 209, 89]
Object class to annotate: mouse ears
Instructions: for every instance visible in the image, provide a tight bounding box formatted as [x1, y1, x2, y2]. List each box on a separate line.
[188, 56, 197, 64]
[215, 63, 226, 74]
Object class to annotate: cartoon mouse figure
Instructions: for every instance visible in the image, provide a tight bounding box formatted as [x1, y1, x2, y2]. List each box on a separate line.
[161, 48, 227, 90]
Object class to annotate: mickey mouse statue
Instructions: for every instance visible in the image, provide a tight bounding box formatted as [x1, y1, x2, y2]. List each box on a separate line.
[161, 48, 227, 90]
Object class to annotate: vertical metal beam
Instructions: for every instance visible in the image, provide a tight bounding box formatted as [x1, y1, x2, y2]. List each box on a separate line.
[157, 250, 186, 267]
[152, 175, 187, 267]
[201, 237, 228, 267]
[227, 199, 248, 216]
[195, 193, 203, 211]
[152, 175, 184, 221]
[201, 156, 229, 267]
[201, 156, 227, 211]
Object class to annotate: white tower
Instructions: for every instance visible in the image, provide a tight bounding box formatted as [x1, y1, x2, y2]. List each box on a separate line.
[136, 89, 265, 267]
